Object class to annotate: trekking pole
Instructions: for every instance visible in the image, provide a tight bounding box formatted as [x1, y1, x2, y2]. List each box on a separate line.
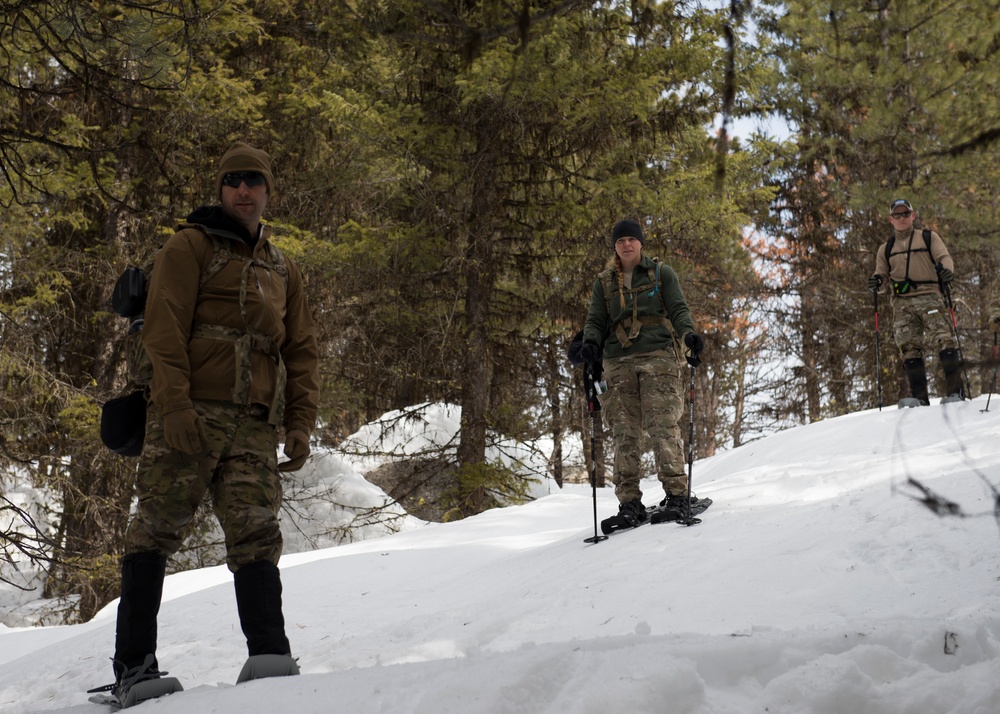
[873, 289, 883, 411]
[940, 278, 972, 399]
[582, 363, 608, 544]
[983, 331, 998, 413]
[677, 358, 702, 527]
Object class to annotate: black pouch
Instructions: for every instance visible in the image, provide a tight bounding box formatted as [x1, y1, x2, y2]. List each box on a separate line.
[892, 279, 913, 295]
[111, 267, 146, 318]
[100, 390, 147, 457]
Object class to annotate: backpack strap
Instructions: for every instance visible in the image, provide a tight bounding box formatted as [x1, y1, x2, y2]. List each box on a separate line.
[883, 233, 895, 266]
[599, 267, 617, 311]
[884, 228, 937, 288]
[884, 228, 932, 260]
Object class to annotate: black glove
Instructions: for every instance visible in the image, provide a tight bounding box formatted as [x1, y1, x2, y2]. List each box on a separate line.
[684, 333, 704, 368]
[684, 332, 704, 357]
[567, 330, 585, 366]
[579, 340, 601, 366]
[867, 275, 882, 293]
[936, 265, 954, 283]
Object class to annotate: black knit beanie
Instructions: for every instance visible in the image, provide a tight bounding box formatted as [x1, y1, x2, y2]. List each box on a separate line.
[611, 219, 644, 249]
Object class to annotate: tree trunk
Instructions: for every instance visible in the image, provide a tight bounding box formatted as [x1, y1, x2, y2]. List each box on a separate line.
[455, 111, 500, 501]
[732, 349, 747, 448]
[545, 336, 563, 488]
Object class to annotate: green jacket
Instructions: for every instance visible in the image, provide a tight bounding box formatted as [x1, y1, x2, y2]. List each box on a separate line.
[583, 255, 694, 361]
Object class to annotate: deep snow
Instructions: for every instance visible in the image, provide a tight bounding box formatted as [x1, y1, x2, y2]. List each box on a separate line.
[1, 398, 998, 714]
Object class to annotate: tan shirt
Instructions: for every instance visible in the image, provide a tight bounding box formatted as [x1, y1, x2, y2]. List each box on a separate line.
[874, 228, 954, 298]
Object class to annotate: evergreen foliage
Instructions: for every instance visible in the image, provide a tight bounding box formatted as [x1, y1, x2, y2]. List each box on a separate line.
[441, 461, 537, 523]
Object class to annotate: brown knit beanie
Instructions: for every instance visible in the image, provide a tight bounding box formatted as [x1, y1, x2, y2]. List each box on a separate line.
[216, 142, 274, 199]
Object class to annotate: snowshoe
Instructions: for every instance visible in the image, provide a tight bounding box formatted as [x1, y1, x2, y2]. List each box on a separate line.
[236, 654, 300, 684]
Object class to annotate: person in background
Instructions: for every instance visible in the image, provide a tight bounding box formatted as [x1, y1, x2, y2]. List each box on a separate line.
[580, 218, 704, 527]
[868, 198, 962, 405]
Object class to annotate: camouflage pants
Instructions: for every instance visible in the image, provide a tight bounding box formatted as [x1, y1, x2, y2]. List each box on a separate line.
[125, 400, 283, 572]
[598, 352, 686, 503]
[892, 292, 957, 360]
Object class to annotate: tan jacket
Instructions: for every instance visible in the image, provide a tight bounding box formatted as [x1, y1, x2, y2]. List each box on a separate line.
[143, 223, 320, 436]
[874, 228, 954, 298]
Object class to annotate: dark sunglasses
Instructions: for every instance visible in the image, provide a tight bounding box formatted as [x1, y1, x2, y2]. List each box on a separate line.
[890, 211, 913, 219]
[221, 172, 266, 189]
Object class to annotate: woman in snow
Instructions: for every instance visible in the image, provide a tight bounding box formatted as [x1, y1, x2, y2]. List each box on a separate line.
[579, 219, 704, 527]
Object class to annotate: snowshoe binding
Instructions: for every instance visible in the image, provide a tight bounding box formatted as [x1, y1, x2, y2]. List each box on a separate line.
[600, 498, 648, 535]
[649, 494, 712, 524]
[88, 654, 183, 708]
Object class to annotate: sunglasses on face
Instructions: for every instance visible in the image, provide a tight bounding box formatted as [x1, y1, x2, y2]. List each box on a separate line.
[221, 172, 266, 189]
[890, 211, 913, 219]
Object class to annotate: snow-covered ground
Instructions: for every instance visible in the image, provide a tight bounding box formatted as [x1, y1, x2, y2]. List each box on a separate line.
[1, 398, 998, 713]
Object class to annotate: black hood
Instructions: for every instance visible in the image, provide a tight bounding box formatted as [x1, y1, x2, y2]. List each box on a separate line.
[185, 205, 256, 248]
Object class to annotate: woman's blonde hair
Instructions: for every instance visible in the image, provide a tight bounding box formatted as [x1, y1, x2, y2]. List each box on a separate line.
[607, 254, 626, 309]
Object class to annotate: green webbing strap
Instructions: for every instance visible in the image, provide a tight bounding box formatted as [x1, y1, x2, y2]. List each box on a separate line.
[239, 260, 252, 326]
[190, 324, 284, 426]
[614, 315, 673, 349]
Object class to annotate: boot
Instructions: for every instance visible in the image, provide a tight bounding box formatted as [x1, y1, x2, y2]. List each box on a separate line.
[233, 560, 291, 657]
[616, 498, 647, 527]
[939, 348, 965, 399]
[903, 357, 930, 405]
[113, 552, 167, 679]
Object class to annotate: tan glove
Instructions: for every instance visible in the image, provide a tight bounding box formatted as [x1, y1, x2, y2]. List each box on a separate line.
[990, 316, 1000, 333]
[278, 429, 310, 472]
[163, 408, 204, 454]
